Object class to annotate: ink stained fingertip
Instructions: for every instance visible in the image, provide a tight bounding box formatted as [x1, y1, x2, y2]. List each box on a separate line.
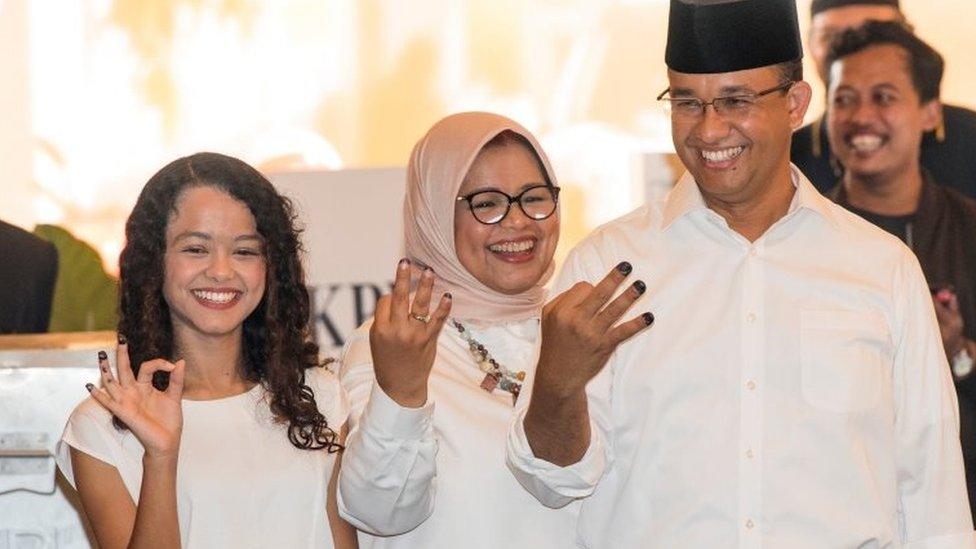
[444, 292, 452, 300]
[97, 350, 108, 360]
[85, 383, 95, 392]
[642, 312, 655, 325]
[633, 280, 647, 295]
[616, 261, 633, 275]
[117, 333, 127, 345]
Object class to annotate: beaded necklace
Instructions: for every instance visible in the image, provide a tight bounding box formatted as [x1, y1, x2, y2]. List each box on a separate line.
[450, 319, 526, 405]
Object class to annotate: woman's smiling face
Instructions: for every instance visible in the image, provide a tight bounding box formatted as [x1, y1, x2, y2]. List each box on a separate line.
[453, 139, 559, 295]
[162, 185, 267, 340]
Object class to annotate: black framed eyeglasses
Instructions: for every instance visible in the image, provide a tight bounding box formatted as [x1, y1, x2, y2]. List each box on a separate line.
[656, 81, 795, 118]
[456, 184, 561, 225]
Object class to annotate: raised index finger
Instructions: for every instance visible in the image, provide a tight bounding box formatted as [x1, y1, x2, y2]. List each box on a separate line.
[577, 261, 633, 317]
[116, 335, 135, 385]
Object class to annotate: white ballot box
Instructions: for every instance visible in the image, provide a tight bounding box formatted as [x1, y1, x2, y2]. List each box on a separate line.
[0, 332, 114, 548]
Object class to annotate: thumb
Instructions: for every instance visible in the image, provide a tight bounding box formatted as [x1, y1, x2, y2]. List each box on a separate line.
[166, 359, 186, 398]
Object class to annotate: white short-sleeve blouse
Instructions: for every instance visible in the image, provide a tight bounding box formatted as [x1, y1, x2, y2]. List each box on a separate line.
[57, 366, 349, 548]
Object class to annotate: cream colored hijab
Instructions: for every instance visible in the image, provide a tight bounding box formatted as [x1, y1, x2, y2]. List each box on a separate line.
[403, 112, 558, 323]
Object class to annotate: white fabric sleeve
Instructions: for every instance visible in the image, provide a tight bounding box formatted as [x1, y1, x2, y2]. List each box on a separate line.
[506, 241, 615, 508]
[337, 321, 439, 536]
[892, 251, 976, 547]
[55, 397, 140, 500]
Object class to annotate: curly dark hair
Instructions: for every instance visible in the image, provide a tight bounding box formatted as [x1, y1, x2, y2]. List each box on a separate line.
[118, 152, 341, 452]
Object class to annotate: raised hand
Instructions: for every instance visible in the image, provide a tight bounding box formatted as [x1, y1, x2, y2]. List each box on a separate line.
[370, 259, 452, 408]
[86, 340, 186, 459]
[934, 288, 966, 358]
[535, 261, 653, 396]
[522, 261, 652, 466]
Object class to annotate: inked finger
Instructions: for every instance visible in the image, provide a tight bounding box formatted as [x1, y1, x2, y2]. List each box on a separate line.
[428, 292, 453, 333]
[87, 384, 121, 414]
[137, 359, 176, 385]
[578, 262, 633, 316]
[389, 258, 413, 321]
[607, 312, 655, 347]
[595, 280, 646, 330]
[166, 359, 186, 398]
[98, 350, 122, 399]
[116, 335, 135, 385]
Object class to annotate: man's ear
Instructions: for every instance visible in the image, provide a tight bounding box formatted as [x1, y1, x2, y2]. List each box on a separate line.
[920, 99, 942, 133]
[787, 81, 813, 131]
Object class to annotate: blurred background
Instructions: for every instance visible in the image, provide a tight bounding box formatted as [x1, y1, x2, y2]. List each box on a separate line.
[2, 3, 973, 544]
[1, 0, 973, 295]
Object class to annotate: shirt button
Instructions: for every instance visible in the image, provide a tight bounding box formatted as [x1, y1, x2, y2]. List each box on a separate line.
[746, 380, 757, 390]
[746, 518, 755, 529]
[746, 448, 755, 459]
[746, 312, 757, 323]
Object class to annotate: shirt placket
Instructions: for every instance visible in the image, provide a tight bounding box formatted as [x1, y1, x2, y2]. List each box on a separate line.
[738, 240, 765, 548]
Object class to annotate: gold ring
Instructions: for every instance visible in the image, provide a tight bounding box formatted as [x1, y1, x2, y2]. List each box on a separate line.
[410, 312, 431, 324]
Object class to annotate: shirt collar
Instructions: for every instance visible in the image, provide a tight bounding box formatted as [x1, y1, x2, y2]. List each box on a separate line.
[661, 170, 707, 230]
[661, 164, 839, 231]
[790, 165, 839, 226]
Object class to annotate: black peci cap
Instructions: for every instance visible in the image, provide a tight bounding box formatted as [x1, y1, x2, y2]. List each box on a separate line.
[811, 0, 900, 17]
[665, 0, 803, 75]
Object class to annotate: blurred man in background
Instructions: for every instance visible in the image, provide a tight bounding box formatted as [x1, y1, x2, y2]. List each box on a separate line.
[824, 20, 976, 521]
[792, 0, 976, 196]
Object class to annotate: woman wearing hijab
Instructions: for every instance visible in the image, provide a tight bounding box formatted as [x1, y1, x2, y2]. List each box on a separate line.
[336, 112, 578, 547]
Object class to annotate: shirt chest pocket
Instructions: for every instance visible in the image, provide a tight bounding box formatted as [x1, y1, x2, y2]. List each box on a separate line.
[800, 309, 891, 414]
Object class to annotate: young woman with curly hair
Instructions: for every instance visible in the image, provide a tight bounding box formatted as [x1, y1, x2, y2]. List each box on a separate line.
[55, 152, 357, 548]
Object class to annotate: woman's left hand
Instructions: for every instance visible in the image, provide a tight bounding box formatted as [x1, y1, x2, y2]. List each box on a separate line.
[369, 259, 452, 408]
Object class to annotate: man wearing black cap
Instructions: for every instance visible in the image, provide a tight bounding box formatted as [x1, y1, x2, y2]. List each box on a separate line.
[508, 1, 974, 546]
[792, 0, 976, 196]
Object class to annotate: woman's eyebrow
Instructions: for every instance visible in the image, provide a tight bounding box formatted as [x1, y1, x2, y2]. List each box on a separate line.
[171, 232, 262, 243]
[172, 231, 211, 242]
[463, 181, 547, 195]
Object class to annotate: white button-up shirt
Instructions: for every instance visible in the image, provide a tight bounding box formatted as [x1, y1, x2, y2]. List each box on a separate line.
[507, 167, 975, 548]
